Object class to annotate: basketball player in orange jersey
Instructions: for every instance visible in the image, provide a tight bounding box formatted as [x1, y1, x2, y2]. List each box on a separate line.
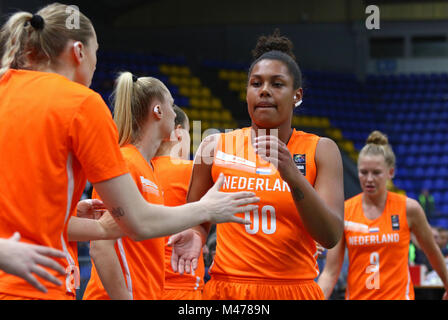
[169, 30, 345, 300]
[153, 106, 205, 300]
[83, 72, 176, 300]
[318, 131, 448, 300]
[0, 3, 258, 300]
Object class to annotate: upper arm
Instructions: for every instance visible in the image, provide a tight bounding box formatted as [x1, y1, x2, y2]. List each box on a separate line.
[314, 137, 345, 219]
[186, 134, 220, 203]
[407, 197, 433, 244]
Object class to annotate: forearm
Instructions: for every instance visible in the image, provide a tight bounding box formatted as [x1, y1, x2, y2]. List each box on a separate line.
[130, 202, 209, 241]
[67, 217, 107, 242]
[287, 171, 343, 248]
[423, 243, 448, 290]
[90, 240, 131, 300]
[94, 175, 208, 241]
[317, 270, 340, 299]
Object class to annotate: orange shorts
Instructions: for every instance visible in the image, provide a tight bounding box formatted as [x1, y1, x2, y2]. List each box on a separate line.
[161, 288, 202, 300]
[203, 276, 325, 300]
[0, 293, 76, 300]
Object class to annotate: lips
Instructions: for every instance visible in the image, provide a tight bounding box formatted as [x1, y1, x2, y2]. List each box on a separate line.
[255, 102, 277, 109]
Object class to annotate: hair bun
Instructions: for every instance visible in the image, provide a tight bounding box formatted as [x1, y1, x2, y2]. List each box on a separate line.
[366, 130, 389, 146]
[29, 14, 45, 30]
[252, 28, 296, 61]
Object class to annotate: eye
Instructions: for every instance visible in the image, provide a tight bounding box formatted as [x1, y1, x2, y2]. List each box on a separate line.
[273, 82, 284, 87]
[250, 80, 261, 87]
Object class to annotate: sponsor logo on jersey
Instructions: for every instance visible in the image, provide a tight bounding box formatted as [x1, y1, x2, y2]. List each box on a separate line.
[293, 154, 306, 176]
[391, 215, 400, 231]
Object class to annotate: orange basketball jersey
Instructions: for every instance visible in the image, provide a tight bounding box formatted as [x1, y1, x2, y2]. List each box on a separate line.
[344, 192, 414, 300]
[0, 70, 127, 300]
[210, 127, 320, 281]
[83, 145, 165, 300]
[152, 156, 205, 293]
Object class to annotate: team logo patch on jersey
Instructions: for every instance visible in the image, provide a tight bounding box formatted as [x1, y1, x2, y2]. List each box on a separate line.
[293, 154, 306, 176]
[391, 215, 400, 231]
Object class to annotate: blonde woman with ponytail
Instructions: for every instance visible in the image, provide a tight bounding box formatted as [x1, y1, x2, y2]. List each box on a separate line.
[318, 131, 448, 300]
[0, 3, 258, 300]
[83, 72, 177, 300]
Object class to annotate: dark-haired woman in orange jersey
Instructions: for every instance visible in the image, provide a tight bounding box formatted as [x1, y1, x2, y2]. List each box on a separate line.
[169, 30, 344, 300]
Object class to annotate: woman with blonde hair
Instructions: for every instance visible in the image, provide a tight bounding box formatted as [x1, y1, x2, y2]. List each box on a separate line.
[0, 3, 257, 300]
[318, 131, 448, 300]
[84, 72, 178, 300]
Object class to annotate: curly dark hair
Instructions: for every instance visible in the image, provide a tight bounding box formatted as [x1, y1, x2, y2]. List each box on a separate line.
[248, 29, 302, 89]
[251, 28, 296, 61]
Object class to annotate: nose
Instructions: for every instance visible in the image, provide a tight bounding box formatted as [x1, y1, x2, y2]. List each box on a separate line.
[259, 82, 271, 97]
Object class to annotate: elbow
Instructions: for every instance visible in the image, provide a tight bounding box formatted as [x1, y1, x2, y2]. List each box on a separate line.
[322, 216, 344, 249]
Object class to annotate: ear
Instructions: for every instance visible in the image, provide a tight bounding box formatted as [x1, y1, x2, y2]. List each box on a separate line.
[389, 167, 395, 179]
[153, 105, 163, 120]
[293, 88, 303, 103]
[174, 124, 183, 142]
[72, 41, 85, 65]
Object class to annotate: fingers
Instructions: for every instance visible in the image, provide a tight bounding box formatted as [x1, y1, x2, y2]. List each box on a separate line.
[35, 246, 66, 259]
[34, 253, 66, 275]
[227, 191, 257, 200]
[171, 251, 179, 273]
[23, 273, 48, 293]
[228, 215, 252, 225]
[233, 205, 259, 215]
[231, 197, 260, 207]
[178, 257, 185, 275]
[31, 265, 63, 287]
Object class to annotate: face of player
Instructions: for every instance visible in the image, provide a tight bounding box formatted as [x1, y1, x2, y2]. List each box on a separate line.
[160, 93, 176, 140]
[246, 59, 299, 129]
[75, 28, 98, 87]
[358, 154, 394, 197]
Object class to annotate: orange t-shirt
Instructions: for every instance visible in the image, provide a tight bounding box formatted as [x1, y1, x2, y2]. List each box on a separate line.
[152, 156, 205, 291]
[0, 70, 127, 300]
[210, 127, 320, 281]
[344, 192, 414, 300]
[83, 145, 165, 300]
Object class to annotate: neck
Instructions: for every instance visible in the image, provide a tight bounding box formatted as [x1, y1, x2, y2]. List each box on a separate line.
[36, 64, 76, 83]
[134, 126, 163, 162]
[363, 190, 388, 208]
[155, 141, 175, 157]
[250, 121, 293, 144]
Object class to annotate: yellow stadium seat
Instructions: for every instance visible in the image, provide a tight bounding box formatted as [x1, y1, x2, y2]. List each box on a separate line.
[179, 86, 191, 97]
[159, 64, 170, 74]
[211, 98, 222, 109]
[190, 77, 201, 87]
[200, 87, 211, 98]
[189, 108, 200, 120]
[169, 76, 181, 86]
[179, 66, 191, 76]
[189, 87, 201, 98]
[189, 97, 200, 108]
[219, 69, 230, 80]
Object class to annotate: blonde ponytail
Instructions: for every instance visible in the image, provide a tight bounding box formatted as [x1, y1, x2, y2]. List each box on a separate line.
[112, 71, 172, 146]
[113, 72, 135, 146]
[0, 12, 33, 76]
[0, 3, 93, 77]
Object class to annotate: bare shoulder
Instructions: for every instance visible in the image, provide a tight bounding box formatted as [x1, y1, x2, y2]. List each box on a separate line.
[406, 197, 425, 228]
[315, 137, 343, 166]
